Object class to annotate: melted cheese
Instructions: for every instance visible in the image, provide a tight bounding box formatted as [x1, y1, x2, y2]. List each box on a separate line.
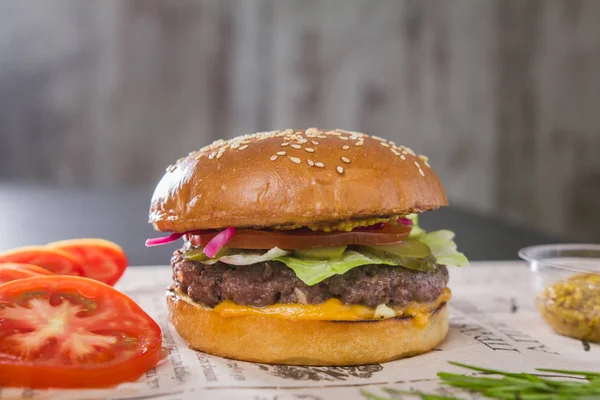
[213, 288, 451, 326]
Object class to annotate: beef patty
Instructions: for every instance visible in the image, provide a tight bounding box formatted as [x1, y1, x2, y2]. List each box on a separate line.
[172, 250, 449, 308]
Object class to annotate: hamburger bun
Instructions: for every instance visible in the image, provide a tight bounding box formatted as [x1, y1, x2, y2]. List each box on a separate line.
[167, 288, 449, 366]
[149, 128, 447, 232]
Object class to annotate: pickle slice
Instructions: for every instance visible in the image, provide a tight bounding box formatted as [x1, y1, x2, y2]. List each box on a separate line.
[362, 240, 437, 271]
[293, 246, 348, 260]
[183, 247, 230, 261]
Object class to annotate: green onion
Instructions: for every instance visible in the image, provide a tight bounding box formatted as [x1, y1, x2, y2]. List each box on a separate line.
[361, 362, 600, 400]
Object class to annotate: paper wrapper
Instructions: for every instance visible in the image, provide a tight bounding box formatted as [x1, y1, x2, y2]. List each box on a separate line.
[2, 262, 598, 399]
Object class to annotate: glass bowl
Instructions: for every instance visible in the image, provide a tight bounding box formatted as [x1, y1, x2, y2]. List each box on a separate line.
[519, 244, 600, 343]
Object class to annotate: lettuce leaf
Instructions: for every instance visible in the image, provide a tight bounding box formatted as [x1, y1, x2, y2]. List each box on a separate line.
[188, 247, 290, 265]
[406, 214, 469, 267]
[274, 251, 398, 286]
[416, 230, 469, 267]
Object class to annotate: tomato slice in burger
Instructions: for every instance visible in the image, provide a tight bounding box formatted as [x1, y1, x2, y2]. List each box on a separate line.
[47, 239, 128, 286]
[187, 223, 412, 250]
[0, 276, 162, 388]
[0, 247, 84, 276]
[0, 263, 53, 284]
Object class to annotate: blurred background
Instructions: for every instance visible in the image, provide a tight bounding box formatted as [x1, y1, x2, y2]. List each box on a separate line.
[0, 0, 599, 243]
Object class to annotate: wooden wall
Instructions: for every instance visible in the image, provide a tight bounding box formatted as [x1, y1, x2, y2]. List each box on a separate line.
[0, 0, 599, 241]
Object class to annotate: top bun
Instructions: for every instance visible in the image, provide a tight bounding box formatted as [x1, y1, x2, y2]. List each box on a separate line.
[149, 128, 447, 232]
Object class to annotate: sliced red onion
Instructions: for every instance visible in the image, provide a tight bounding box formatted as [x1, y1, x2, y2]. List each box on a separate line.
[145, 233, 184, 247]
[398, 217, 414, 226]
[203, 227, 236, 258]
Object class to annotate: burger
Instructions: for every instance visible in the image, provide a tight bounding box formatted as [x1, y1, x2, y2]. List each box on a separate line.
[146, 128, 468, 366]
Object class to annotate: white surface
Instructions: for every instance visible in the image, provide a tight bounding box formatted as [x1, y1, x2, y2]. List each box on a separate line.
[3, 262, 599, 400]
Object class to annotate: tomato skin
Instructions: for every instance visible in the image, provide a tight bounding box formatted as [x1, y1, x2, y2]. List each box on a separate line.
[0, 347, 163, 389]
[0, 247, 84, 276]
[187, 224, 412, 250]
[0, 276, 163, 388]
[0, 263, 53, 284]
[47, 238, 129, 286]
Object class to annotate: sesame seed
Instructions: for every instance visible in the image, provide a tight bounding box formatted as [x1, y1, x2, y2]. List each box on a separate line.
[419, 169, 425, 177]
[317, 135, 327, 139]
[315, 162, 325, 168]
[342, 145, 350, 150]
[339, 136, 349, 140]
[277, 151, 286, 156]
[424, 161, 431, 168]
[230, 143, 240, 149]
[208, 153, 216, 160]
[305, 147, 315, 153]
[216, 152, 224, 159]
[297, 138, 308, 144]
[414, 161, 420, 168]
[238, 145, 248, 150]
[355, 141, 364, 146]
[418, 155, 429, 162]
[337, 166, 344, 174]
[289, 156, 301, 164]
[306, 127, 319, 135]
[291, 144, 302, 149]
[400, 155, 406, 160]
[166, 165, 175, 172]
[380, 142, 390, 147]
[328, 130, 342, 136]
[372, 136, 386, 142]
[281, 142, 289, 147]
[307, 159, 315, 166]
[341, 156, 351, 163]
[311, 140, 319, 145]
[270, 155, 278, 161]
[391, 148, 400, 156]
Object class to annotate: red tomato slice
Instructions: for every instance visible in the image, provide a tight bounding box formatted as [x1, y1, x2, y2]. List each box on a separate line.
[47, 239, 128, 286]
[0, 247, 84, 276]
[0, 276, 162, 388]
[187, 223, 412, 249]
[0, 263, 53, 284]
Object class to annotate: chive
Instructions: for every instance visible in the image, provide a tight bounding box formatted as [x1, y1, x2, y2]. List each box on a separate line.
[361, 362, 600, 400]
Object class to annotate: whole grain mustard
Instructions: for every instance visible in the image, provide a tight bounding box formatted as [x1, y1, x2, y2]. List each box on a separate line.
[274, 215, 402, 232]
[537, 273, 600, 342]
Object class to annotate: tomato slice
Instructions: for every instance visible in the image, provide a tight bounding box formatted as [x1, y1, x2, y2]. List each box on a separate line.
[47, 239, 128, 286]
[0, 247, 84, 276]
[0, 276, 162, 388]
[187, 223, 412, 249]
[0, 263, 53, 284]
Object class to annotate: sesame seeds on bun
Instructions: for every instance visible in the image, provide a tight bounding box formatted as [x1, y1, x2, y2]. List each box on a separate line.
[149, 128, 448, 232]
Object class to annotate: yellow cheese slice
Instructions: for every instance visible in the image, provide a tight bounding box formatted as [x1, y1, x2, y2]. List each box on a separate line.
[213, 288, 451, 325]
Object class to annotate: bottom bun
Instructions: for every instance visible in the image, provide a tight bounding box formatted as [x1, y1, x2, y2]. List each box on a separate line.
[167, 289, 449, 366]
